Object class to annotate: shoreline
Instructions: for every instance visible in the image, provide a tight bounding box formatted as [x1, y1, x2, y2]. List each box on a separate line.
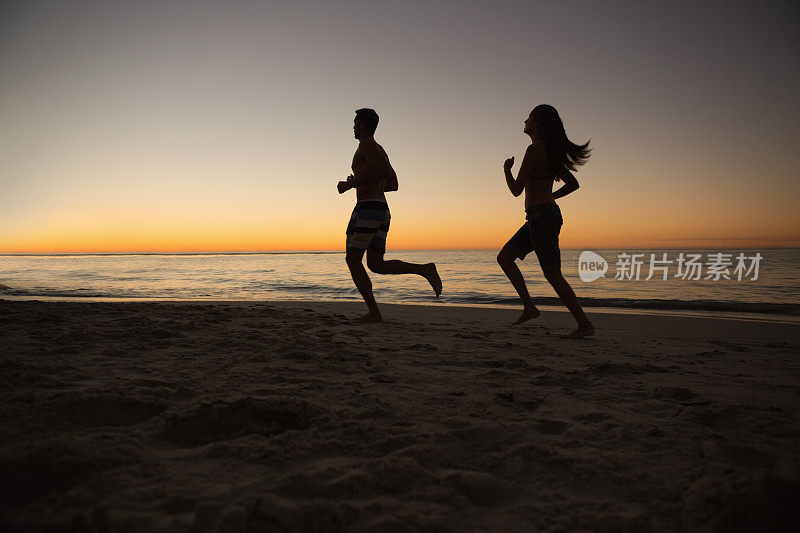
[2, 296, 799, 325]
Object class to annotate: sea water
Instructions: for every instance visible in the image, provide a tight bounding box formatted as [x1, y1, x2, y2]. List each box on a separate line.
[1, 249, 798, 320]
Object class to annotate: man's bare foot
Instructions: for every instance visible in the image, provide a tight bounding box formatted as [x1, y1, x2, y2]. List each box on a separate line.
[356, 312, 382, 323]
[512, 307, 540, 325]
[560, 324, 595, 339]
[424, 263, 442, 297]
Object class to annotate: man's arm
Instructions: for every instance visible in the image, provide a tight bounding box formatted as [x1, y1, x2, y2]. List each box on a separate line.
[337, 143, 388, 194]
[337, 169, 386, 194]
[504, 144, 537, 197]
[552, 169, 580, 199]
[337, 176, 353, 194]
[350, 142, 392, 188]
[384, 166, 398, 192]
[338, 171, 382, 194]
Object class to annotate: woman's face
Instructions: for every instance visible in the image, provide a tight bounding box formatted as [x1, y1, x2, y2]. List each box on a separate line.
[523, 111, 539, 135]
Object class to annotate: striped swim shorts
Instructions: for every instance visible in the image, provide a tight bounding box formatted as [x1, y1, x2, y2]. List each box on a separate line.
[345, 200, 391, 253]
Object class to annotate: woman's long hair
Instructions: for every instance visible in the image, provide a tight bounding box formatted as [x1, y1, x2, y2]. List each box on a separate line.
[532, 104, 590, 181]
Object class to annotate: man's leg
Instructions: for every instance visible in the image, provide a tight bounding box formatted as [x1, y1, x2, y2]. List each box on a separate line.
[541, 267, 594, 338]
[497, 247, 540, 324]
[346, 247, 381, 322]
[366, 249, 442, 296]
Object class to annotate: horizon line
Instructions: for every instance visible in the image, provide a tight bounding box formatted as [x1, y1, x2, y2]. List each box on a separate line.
[2, 246, 799, 257]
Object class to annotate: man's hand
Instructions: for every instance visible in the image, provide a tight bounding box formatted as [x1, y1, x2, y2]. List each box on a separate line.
[503, 157, 515, 171]
[337, 175, 355, 194]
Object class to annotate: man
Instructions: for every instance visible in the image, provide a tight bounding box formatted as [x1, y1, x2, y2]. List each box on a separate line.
[337, 108, 442, 322]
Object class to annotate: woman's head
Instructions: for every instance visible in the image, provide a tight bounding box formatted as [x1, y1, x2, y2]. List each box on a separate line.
[526, 104, 591, 180]
[529, 104, 560, 137]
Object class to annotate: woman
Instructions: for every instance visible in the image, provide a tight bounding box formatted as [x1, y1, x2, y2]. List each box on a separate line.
[497, 104, 594, 339]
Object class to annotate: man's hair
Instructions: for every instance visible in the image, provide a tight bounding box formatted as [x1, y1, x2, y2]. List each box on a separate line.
[355, 108, 379, 135]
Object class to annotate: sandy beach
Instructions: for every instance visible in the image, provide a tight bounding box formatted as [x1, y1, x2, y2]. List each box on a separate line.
[1, 299, 798, 531]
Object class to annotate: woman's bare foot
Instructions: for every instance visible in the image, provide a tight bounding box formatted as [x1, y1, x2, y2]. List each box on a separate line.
[512, 307, 540, 325]
[560, 324, 595, 339]
[424, 263, 442, 296]
[356, 312, 382, 323]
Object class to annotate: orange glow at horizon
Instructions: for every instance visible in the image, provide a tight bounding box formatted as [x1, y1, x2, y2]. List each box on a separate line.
[3, 210, 798, 254]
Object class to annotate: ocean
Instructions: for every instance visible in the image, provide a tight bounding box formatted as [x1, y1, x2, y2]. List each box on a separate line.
[1, 249, 798, 320]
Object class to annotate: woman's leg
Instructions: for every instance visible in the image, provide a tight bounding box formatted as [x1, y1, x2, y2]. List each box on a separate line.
[542, 267, 594, 338]
[531, 204, 593, 338]
[497, 248, 540, 324]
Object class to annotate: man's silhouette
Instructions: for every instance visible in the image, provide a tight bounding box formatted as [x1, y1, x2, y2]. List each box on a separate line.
[338, 108, 441, 322]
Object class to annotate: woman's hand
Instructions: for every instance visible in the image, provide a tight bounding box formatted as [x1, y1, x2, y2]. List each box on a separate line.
[503, 157, 515, 172]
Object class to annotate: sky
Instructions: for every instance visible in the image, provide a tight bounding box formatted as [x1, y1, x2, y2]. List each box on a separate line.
[1, 0, 799, 252]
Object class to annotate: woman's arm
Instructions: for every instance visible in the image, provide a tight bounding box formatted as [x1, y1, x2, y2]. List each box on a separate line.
[504, 145, 537, 197]
[552, 169, 580, 199]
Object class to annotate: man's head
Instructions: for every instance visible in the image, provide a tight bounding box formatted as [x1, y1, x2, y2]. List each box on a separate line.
[354, 108, 379, 139]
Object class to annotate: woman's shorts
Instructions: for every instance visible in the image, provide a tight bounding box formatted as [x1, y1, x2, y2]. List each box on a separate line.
[502, 202, 563, 269]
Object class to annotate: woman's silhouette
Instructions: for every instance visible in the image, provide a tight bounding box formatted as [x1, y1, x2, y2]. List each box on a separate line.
[497, 105, 594, 338]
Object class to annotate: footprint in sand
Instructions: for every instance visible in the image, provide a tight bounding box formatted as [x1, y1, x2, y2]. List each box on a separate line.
[533, 419, 570, 435]
[487, 358, 529, 369]
[652, 386, 701, 403]
[47, 395, 167, 428]
[444, 470, 516, 507]
[369, 373, 397, 383]
[495, 392, 515, 402]
[160, 397, 323, 447]
[403, 343, 438, 351]
[583, 362, 642, 377]
[641, 363, 672, 373]
[573, 412, 612, 424]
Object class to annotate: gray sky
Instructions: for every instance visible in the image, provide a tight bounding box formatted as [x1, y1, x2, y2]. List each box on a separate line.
[1, 0, 799, 250]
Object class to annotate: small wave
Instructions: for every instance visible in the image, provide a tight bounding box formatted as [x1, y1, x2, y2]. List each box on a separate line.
[4, 285, 797, 316]
[4, 288, 123, 298]
[267, 282, 353, 294]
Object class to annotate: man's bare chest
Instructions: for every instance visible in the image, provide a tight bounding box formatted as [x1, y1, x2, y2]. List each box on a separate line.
[351, 151, 368, 172]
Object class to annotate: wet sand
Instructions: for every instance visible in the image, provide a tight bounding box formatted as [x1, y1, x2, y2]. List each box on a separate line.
[1, 300, 798, 531]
